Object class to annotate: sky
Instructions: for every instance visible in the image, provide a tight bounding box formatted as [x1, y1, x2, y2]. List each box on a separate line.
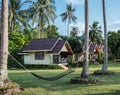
[1, 0, 120, 36]
[54, 0, 120, 36]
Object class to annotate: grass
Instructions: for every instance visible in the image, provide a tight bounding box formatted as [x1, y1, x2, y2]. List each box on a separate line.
[8, 61, 120, 95]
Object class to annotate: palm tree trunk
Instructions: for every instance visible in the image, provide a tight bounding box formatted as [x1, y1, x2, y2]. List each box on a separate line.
[101, 0, 108, 71]
[67, 18, 70, 37]
[0, 0, 9, 87]
[81, 0, 89, 78]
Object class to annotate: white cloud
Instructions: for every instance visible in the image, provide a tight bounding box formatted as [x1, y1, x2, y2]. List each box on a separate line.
[70, 21, 85, 36]
[65, 0, 84, 4]
[108, 21, 120, 31]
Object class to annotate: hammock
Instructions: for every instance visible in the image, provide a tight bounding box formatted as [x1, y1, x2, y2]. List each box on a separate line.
[8, 53, 74, 81]
[31, 69, 74, 81]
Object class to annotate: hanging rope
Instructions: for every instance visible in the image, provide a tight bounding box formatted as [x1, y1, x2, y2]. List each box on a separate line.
[8, 52, 75, 81]
[8, 52, 31, 73]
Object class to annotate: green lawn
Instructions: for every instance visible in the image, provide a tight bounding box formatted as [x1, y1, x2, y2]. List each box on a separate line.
[9, 61, 120, 95]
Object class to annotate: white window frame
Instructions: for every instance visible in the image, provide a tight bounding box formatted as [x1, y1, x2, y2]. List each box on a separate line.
[35, 52, 45, 60]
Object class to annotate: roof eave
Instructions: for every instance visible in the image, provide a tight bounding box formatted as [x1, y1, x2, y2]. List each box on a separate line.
[17, 53, 28, 55]
[23, 50, 49, 52]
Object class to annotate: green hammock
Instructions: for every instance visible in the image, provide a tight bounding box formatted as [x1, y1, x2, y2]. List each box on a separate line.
[31, 69, 74, 81]
[8, 53, 74, 81]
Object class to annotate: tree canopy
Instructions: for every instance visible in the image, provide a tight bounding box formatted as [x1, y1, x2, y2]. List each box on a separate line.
[89, 21, 103, 43]
[108, 30, 120, 58]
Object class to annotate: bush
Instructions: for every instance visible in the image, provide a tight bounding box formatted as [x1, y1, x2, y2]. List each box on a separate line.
[93, 70, 115, 75]
[68, 61, 83, 68]
[117, 47, 120, 59]
[98, 55, 104, 64]
[24, 64, 61, 69]
[113, 59, 120, 62]
[8, 55, 24, 69]
[77, 61, 84, 67]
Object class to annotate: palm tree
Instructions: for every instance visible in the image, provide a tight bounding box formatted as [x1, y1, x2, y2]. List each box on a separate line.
[81, 0, 89, 78]
[101, 0, 108, 71]
[0, 0, 9, 87]
[70, 26, 79, 38]
[60, 3, 77, 36]
[30, 0, 56, 38]
[89, 21, 103, 43]
[9, 0, 31, 38]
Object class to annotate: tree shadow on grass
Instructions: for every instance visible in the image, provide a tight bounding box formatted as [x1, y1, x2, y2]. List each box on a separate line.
[85, 90, 120, 95]
[92, 71, 120, 84]
[9, 72, 90, 91]
[8, 70, 120, 92]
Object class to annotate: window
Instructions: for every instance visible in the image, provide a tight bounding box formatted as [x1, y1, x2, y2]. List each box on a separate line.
[35, 52, 44, 60]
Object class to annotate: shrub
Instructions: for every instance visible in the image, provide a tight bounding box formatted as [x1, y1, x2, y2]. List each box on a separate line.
[98, 55, 104, 64]
[23, 64, 61, 69]
[68, 61, 83, 68]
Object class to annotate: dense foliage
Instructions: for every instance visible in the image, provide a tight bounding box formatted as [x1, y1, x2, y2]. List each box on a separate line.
[108, 30, 120, 59]
[60, 36, 82, 54]
[89, 21, 103, 43]
[46, 25, 60, 38]
[1, 0, 119, 68]
[70, 26, 80, 38]
[8, 0, 32, 38]
[28, 0, 56, 38]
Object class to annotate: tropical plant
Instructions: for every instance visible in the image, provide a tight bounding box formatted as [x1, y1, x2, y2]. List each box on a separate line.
[68, 37, 82, 54]
[60, 36, 82, 54]
[81, 0, 89, 78]
[108, 31, 120, 58]
[70, 26, 80, 38]
[89, 21, 103, 63]
[101, 0, 108, 71]
[23, 28, 36, 40]
[9, 32, 29, 53]
[9, 0, 31, 38]
[89, 21, 103, 43]
[29, 0, 56, 38]
[46, 25, 59, 38]
[0, 0, 9, 87]
[60, 3, 77, 36]
[8, 32, 30, 68]
[117, 47, 120, 58]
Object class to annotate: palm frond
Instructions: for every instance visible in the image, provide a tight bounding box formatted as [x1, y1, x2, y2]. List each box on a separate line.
[60, 3, 77, 24]
[20, 0, 33, 7]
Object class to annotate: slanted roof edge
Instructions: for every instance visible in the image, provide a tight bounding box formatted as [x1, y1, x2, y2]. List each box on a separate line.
[57, 41, 66, 55]
[66, 41, 73, 55]
[23, 50, 49, 52]
[50, 37, 61, 51]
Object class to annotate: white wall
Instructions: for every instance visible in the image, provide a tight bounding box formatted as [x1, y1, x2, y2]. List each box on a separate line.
[61, 45, 68, 52]
[24, 52, 50, 65]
